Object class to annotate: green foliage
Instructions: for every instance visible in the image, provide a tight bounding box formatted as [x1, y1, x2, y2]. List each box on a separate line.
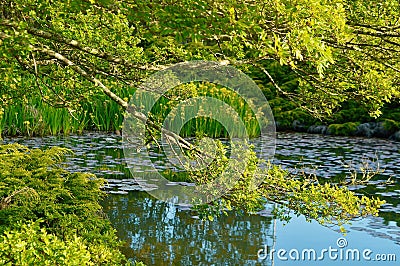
[190, 140, 384, 229]
[0, 144, 137, 265]
[1, 98, 85, 136]
[329, 108, 371, 124]
[327, 122, 360, 136]
[0, 83, 129, 136]
[381, 108, 400, 121]
[0, 79, 261, 138]
[0, 0, 393, 242]
[274, 106, 314, 130]
[148, 82, 261, 138]
[382, 119, 400, 133]
[1, 0, 399, 121]
[1, 220, 94, 265]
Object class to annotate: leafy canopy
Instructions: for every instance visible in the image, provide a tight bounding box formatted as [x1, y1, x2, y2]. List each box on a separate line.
[0, 0, 399, 117]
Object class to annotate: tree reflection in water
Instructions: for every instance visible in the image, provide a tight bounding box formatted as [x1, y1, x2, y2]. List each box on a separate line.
[102, 192, 275, 265]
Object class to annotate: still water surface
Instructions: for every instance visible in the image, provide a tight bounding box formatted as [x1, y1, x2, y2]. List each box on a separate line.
[5, 132, 400, 265]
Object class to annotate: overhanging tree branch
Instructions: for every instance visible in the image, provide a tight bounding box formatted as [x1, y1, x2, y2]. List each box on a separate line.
[0, 20, 166, 71]
[34, 45, 194, 150]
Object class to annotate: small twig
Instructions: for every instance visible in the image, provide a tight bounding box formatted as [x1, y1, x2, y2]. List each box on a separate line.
[0, 187, 38, 210]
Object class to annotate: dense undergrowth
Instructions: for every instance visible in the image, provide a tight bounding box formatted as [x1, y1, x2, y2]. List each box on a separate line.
[245, 62, 400, 136]
[1, 62, 399, 138]
[0, 144, 144, 265]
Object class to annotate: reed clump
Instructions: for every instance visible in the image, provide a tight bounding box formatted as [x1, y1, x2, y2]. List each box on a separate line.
[1, 82, 262, 138]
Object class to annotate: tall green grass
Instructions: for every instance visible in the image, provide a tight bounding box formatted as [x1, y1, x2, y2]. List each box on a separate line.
[1, 82, 262, 138]
[2, 99, 83, 136]
[149, 82, 262, 138]
[1, 95, 125, 137]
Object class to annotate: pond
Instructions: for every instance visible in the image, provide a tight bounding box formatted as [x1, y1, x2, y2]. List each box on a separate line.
[4, 132, 400, 265]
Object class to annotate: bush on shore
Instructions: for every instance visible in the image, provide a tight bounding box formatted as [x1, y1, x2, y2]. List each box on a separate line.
[0, 143, 142, 265]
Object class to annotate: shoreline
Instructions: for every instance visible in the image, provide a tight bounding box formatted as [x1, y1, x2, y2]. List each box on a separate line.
[277, 120, 400, 142]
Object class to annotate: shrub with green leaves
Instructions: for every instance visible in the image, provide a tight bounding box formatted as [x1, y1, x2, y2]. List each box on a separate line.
[1, 220, 95, 265]
[327, 122, 360, 136]
[0, 143, 139, 265]
[382, 119, 400, 133]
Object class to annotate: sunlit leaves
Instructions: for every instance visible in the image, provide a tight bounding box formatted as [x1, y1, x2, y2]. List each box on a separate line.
[0, 144, 133, 265]
[1, 0, 399, 118]
[192, 142, 384, 229]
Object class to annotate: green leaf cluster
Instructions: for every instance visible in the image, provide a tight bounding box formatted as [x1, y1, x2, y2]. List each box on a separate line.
[1, 0, 399, 120]
[191, 141, 385, 231]
[0, 143, 138, 265]
[327, 122, 360, 136]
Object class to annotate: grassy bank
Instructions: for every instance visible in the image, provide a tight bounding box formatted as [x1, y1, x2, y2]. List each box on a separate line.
[1, 82, 263, 138]
[0, 91, 127, 137]
[0, 143, 144, 265]
[1, 65, 399, 139]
